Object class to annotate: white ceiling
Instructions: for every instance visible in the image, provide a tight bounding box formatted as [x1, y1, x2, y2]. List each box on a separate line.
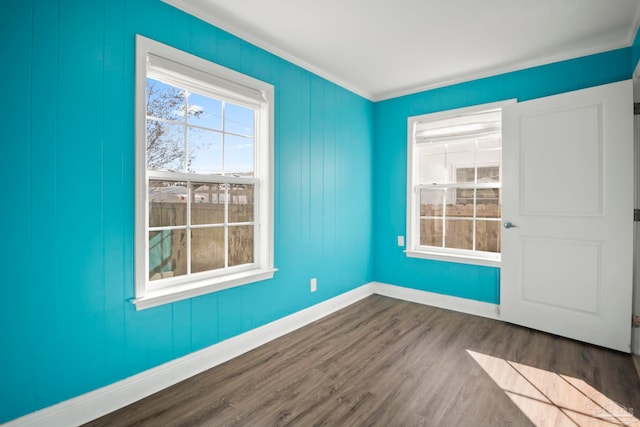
[164, 0, 640, 101]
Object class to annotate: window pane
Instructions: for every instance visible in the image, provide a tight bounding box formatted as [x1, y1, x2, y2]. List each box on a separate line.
[417, 144, 445, 156]
[420, 218, 443, 247]
[477, 190, 501, 218]
[225, 103, 254, 137]
[191, 183, 225, 225]
[187, 91, 222, 130]
[447, 189, 474, 216]
[446, 141, 475, 154]
[476, 220, 501, 253]
[448, 151, 476, 183]
[191, 227, 225, 273]
[477, 165, 500, 183]
[224, 134, 254, 176]
[445, 219, 473, 250]
[477, 151, 500, 180]
[229, 184, 254, 223]
[420, 189, 444, 216]
[229, 225, 254, 266]
[455, 167, 476, 184]
[188, 127, 223, 174]
[146, 120, 185, 171]
[146, 78, 185, 121]
[417, 152, 446, 184]
[149, 230, 187, 281]
[477, 137, 501, 150]
[149, 181, 187, 227]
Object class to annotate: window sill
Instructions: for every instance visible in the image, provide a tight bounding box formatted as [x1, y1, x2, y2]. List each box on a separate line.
[132, 268, 277, 310]
[405, 250, 500, 267]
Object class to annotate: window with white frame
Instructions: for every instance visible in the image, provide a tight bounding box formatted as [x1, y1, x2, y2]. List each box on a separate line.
[134, 35, 275, 310]
[406, 104, 504, 266]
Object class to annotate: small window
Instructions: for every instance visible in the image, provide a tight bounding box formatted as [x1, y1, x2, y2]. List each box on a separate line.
[134, 36, 275, 309]
[406, 103, 506, 266]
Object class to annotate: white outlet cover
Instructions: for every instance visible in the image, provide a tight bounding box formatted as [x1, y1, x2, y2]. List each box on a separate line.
[397, 236, 405, 247]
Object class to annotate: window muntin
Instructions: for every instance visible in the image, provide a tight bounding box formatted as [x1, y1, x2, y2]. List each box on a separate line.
[135, 35, 274, 309]
[407, 106, 503, 265]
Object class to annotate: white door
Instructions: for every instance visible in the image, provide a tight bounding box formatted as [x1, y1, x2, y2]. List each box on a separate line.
[500, 80, 634, 352]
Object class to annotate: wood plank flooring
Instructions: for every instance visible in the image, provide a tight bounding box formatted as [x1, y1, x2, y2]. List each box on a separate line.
[85, 296, 640, 426]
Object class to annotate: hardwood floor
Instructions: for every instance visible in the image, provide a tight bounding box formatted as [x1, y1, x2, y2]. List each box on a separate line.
[85, 296, 640, 426]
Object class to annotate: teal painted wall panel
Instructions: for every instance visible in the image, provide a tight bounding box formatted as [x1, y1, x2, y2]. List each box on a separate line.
[0, 0, 374, 422]
[373, 48, 631, 305]
[30, 0, 64, 411]
[101, 0, 128, 390]
[0, 0, 35, 419]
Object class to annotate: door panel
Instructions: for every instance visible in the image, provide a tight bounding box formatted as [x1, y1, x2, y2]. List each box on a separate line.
[501, 80, 633, 352]
[520, 237, 601, 314]
[519, 104, 602, 216]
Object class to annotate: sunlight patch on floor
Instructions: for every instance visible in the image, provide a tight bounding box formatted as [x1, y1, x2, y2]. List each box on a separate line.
[467, 350, 639, 427]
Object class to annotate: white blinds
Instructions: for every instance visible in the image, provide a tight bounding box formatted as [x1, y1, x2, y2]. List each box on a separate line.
[147, 53, 267, 109]
[414, 109, 501, 144]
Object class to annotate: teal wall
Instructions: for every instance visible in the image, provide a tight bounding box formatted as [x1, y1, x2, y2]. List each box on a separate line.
[372, 48, 632, 305]
[0, 0, 373, 422]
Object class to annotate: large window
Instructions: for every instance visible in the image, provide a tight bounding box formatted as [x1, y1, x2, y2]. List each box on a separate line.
[406, 103, 506, 266]
[134, 36, 275, 309]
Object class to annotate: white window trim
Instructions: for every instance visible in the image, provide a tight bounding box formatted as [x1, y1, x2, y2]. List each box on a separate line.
[406, 100, 515, 267]
[134, 35, 275, 310]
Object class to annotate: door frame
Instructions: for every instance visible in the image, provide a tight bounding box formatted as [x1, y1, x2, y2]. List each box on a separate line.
[633, 62, 640, 355]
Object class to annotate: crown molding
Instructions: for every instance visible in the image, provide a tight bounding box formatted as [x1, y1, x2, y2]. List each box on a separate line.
[374, 39, 633, 101]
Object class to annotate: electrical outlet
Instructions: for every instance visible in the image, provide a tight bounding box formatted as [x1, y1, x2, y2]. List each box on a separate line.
[310, 278, 317, 292]
[397, 235, 405, 246]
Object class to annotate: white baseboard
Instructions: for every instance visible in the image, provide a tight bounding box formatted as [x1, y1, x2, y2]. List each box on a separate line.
[372, 282, 500, 320]
[3, 283, 374, 427]
[4, 282, 500, 426]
